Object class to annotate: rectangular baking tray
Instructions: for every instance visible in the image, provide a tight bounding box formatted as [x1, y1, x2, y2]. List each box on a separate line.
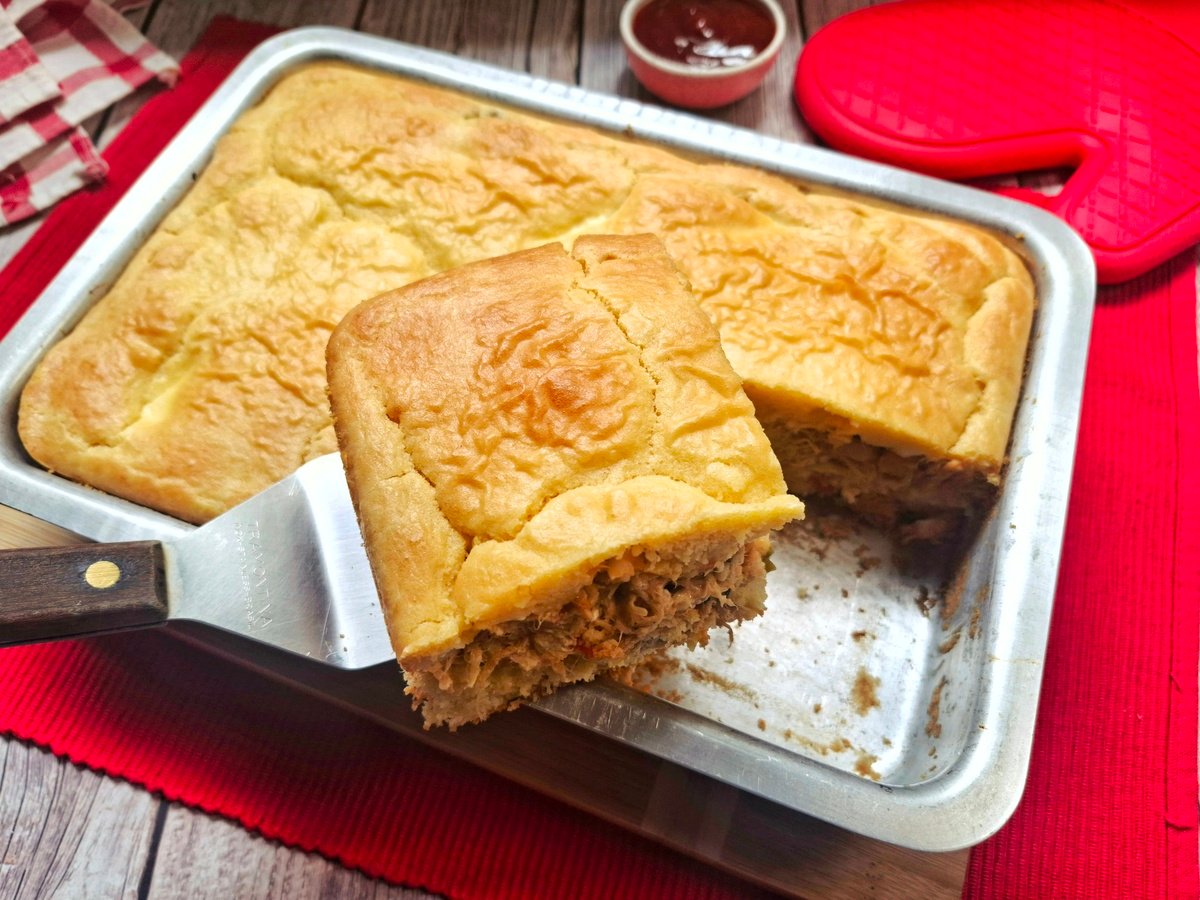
[0, 27, 1095, 853]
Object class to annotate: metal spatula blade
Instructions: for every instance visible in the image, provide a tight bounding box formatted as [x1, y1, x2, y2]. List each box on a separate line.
[0, 454, 395, 669]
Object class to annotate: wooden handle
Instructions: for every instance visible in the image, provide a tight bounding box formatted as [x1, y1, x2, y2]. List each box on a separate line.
[0, 541, 167, 646]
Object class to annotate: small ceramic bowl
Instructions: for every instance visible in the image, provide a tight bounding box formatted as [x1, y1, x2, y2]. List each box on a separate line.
[619, 0, 787, 110]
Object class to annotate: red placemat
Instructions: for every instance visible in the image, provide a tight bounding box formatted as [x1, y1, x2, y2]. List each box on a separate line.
[964, 253, 1200, 897]
[1, 14, 1197, 900]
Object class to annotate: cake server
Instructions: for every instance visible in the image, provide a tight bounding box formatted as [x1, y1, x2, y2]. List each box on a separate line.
[0, 453, 394, 669]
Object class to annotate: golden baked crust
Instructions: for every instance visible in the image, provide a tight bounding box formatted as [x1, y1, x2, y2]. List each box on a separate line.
[326, 235, 802, 724]
[602, 173, 1035, 471]
[18, 63, 1033, 523]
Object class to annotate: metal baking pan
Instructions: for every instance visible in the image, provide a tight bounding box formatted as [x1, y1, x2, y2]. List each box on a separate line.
[0, 27, 1094, 852]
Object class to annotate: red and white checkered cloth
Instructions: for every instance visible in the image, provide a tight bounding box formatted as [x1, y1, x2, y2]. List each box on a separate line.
[0, 0, 176, 225]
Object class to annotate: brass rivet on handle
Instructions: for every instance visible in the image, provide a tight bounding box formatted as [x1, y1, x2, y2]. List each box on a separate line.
[84, 560, 121, 590]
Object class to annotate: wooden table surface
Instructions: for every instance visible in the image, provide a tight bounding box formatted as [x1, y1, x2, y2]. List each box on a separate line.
[0, 1, 994, 897]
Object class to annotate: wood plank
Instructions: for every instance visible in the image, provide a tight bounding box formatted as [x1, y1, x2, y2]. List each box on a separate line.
[356, 0, 585, 115]
[146, 804, 431, 899]
[726, 787, 970, 899]
[359, 0, 537, 71]
[0, 739, 157, 899]
[140, 0, 363, 70]
[0, 506, 84, 551]
[529, 1, 583, 83]
[577, 0, 631, 96]
[97, 0, 366, 144]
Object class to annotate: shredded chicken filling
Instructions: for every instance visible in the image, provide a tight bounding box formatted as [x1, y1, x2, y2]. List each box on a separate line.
[405, 539, 766, 725]
[762, 420, 996, 542]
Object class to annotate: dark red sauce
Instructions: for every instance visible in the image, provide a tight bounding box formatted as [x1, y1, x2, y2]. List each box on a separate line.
[632, 0, 776, 69]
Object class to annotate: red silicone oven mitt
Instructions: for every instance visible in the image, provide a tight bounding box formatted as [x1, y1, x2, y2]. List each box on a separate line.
[795, 0, 1200, 284]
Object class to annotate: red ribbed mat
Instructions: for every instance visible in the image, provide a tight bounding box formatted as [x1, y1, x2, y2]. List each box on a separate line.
[964, 252, 1200, 897]
[1, 13, 1197, 900]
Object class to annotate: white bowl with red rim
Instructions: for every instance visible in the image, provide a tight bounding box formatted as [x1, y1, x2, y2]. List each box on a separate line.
[619, 0, 787, 109]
